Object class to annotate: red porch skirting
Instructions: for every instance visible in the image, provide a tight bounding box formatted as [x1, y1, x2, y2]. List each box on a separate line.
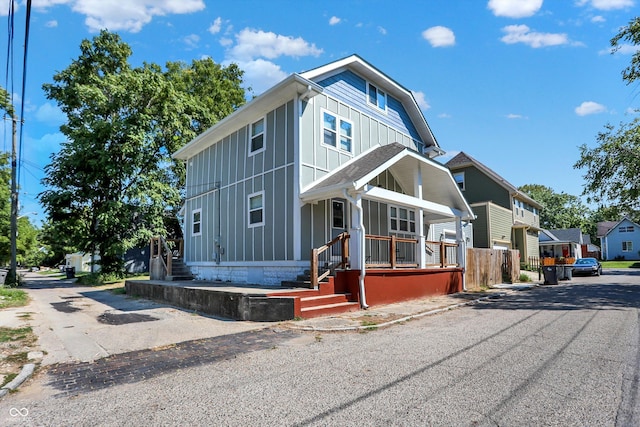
[334, 268, 463, 306]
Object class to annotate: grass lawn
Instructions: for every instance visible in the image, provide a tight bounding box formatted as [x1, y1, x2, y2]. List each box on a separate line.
[0, 287, 29, 309]
[601, 260, 640, 269]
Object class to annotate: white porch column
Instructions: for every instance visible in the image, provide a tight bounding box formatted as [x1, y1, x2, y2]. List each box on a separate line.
[414, 164, 426, 268]
[348, 195, 364, 270]
[455, 216, 466, 269]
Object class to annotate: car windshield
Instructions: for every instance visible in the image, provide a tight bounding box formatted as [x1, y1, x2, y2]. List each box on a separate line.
[575, 259, 595, 265]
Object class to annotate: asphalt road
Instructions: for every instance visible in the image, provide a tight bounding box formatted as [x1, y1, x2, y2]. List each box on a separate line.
[1, 269, 639, 426]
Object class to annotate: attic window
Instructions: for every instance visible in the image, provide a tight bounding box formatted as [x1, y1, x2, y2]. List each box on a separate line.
[367, 83, 387, 111]
[453, 172, 465, 191]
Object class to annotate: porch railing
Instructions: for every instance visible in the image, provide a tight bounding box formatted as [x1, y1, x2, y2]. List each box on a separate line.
[425, 240, 459, 268]
[150, 236, 184, 278]
[310, 232, 350, 288]
[308, 233, 460, 288]
[365, 235, 418, 268]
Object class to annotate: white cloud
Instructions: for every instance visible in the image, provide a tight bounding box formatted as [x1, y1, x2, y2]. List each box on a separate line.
[228, 28, 323, 62]
[488, 0, 543, 18]
[575, 101, 606, 116]
[501, 25, 569, 47]
[232, 59, 288, 95]
[329, 16, 341, 25]
[577, 0, 635, 10]
[506, 113, 527, 119]
[378, 26, 387, 35]
[183, 34, 200, 49]
[412, 91, 431, 110]
[35, 102, 65, 125]
[208, 17, 222, 34]
[34, 0, 206, 33]
[45, 20, 58, 27]
[422, 26, 455, 47]
[612, 43, 640, 54]
[219, 37, 233, 47]
[591, 15, 606, 23]
[437, 113, 452, 118]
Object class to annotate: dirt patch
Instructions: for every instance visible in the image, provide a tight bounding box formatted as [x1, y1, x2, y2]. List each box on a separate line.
[50, 301, 81, 313]
[0, 326, 39, 388]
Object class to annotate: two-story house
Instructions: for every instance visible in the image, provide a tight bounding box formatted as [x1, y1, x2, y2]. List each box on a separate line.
[445, 152, 542, 264]
[171, 55, 475, 307]
[598, 217, 640, 261]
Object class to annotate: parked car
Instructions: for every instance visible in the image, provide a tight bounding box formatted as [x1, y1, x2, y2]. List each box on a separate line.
[572, 258, 602, 276]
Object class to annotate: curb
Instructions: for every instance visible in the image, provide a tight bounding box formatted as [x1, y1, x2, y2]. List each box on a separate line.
[289, 292, 507, 332]
[0, 363, 35, 398]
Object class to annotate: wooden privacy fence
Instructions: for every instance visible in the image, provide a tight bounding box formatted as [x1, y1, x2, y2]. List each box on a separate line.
[465, 248, 520, 290]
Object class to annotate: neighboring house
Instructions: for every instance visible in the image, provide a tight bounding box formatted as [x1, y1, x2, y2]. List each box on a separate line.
[445, 152, 542, 263]
[65, 252, 101, 273]
[598, 218, 640, 260]
[172, 54, 475, 289]
[538, 228, 586, 260]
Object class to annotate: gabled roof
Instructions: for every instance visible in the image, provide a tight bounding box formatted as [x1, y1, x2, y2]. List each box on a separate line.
[175, 54, 442, 160]
[300, 54, 441, 155]
[301, 143, 475, 222]
[445, 151, 541, 209]
[549, 228, 584, 244]
[598, 217, 640, 238]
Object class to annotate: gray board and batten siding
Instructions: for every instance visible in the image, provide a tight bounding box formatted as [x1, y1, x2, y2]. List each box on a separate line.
[184, 101, 295, 264]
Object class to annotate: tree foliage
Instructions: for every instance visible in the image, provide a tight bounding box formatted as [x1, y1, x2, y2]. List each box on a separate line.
[0, 152, 10, 264]
[574, 16, 640, 220]
[40, 30, 246, 276]
[519, 184, 591, 232]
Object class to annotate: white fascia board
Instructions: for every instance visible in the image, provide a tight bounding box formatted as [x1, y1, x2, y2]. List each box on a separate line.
[363, 185, 463, 219]
[174, 74, 323, 160]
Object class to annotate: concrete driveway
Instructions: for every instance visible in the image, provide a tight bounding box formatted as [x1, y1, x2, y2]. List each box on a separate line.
[12, 272, 270, 365]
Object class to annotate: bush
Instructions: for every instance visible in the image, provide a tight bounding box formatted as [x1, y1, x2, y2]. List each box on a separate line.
[518, 273, 531, 282]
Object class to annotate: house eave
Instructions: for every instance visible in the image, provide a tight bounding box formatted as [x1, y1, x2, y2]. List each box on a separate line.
[174, 74, 323, 160]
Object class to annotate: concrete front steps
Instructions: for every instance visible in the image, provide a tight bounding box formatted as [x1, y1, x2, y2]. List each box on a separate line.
[275, 276, 360, 319]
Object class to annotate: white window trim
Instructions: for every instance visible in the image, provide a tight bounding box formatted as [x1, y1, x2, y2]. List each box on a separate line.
[366, 82, 388, 112]
[321, 109, 354, 154]
[248, 191, 265, 228]
[191, 208, 202, 237]
[622, 241, 633, 252]
[389, 205, 416, 235]
[248, 117, 266, 157]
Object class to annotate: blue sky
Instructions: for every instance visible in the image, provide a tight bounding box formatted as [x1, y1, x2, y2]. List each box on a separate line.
[2, 0, 639, 225]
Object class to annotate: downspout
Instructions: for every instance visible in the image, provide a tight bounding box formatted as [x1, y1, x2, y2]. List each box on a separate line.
[343, 189, 368, 309]
[299, 85, 313, 102]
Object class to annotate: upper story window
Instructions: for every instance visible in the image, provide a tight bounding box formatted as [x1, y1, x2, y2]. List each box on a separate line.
[249, 118, 265, 155]
[453, 172, 465, 191]
[390, 206, 416, 234]
[191, 209, 202, 236]
[248, 192, 264, 228]
[619, 226, 634, 233]
[323, 111, 353, 153]
[367, 83, 387, 111]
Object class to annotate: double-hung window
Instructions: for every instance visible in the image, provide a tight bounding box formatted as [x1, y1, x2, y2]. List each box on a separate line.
[390, 206, 416, 233]
[322, 111, 352, 152]
[248, 192, 264, 227]
[623, 241, 633, 252]
[250, 118, 265, 154]
[368, 83, 387, 111]
[453, 172, 465, 190]
[191, 209, 202, 236]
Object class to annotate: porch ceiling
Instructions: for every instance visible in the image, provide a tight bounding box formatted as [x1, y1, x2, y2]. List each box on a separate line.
[300, 143, 474, 221]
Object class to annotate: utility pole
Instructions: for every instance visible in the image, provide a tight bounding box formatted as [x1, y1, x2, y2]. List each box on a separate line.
[8, 115, 18, 286]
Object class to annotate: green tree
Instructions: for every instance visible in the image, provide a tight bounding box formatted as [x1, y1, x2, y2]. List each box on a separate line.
[40, 30, 245, 277]
[574, 16, 640, 216]
[519, 184, 592, 233]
